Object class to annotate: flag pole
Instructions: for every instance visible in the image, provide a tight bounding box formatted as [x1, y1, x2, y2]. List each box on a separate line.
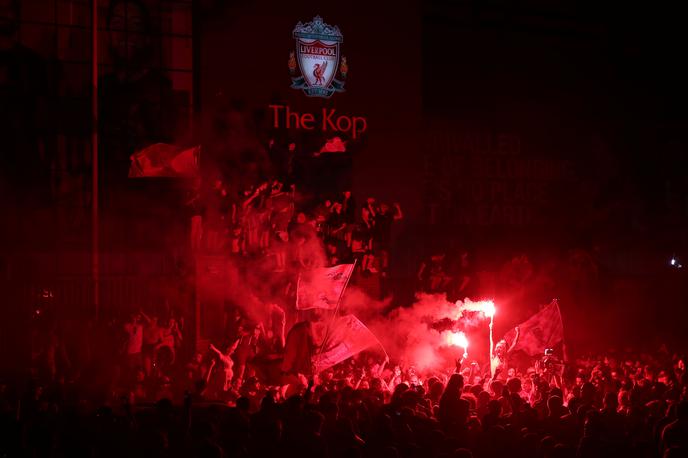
[553, 298, 568, 363]
[314, 260, 356, 373]
[91, 0, 100, 321]
[488, 315, 494, 377]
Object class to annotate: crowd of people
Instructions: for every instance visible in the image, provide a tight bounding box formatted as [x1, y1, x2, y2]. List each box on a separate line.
[7, 333, 688, 457]
[193, 173, 403, 278]
[15, 135, 687, 456]
[3, 0, 688, 454]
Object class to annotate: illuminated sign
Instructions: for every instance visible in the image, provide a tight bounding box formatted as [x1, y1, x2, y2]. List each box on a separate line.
[269, 104, 367, 139]
[289, 16, 347, 98]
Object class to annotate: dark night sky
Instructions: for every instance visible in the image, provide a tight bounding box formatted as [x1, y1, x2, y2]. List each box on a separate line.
[422, 1, 688, 249]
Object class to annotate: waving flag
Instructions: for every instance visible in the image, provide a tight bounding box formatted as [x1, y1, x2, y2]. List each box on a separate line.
[314, 314, 380, 373]
[129, 143, 200, 178]
[318, 136, 347, 154]
[296, 264, 354, 310]
[503, 301, 564, 356]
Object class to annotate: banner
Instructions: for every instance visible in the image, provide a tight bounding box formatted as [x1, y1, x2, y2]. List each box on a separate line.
[129, 143, 200, 178]
[296, 263, 354, 310]
[314, 314, 380, 373]
[503, 301, 564, 356]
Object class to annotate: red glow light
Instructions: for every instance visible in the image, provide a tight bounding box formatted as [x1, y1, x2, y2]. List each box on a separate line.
[482, 301, 496, 318]
[447, 331, 468, 349]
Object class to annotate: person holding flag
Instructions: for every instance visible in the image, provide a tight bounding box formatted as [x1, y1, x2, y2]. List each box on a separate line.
[499, 299, 565, 380]
[279, 320, 316, 398]
[490, 326, 519, 381]
[281, 261, 385, 395]
[503, 299, 565, 357]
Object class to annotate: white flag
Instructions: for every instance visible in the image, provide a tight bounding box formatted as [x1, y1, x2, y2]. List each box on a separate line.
[296, 264, 354, 310]
[314, 314, 380, 373]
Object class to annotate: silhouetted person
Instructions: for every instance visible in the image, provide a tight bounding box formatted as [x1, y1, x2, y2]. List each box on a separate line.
[439, 373, 470, 436]
[661, 400, 688, 455]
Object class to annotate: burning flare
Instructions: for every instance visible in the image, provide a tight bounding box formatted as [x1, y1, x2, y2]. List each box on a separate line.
[451, 298, 496, 319]
[446, 331, 469, 349]
[482, 300, 496, 318]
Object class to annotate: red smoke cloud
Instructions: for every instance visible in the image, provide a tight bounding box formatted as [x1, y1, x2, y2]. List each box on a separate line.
[343, 290, 495, 372]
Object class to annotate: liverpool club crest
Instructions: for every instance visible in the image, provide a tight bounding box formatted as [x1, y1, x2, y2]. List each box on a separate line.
[289, 16, 347, 98]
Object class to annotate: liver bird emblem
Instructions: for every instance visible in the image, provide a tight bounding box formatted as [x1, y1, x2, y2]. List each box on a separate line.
[313, 61, 328, 85]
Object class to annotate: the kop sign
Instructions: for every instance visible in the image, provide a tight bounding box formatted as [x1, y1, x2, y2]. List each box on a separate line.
[274, 16, 367, 140]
